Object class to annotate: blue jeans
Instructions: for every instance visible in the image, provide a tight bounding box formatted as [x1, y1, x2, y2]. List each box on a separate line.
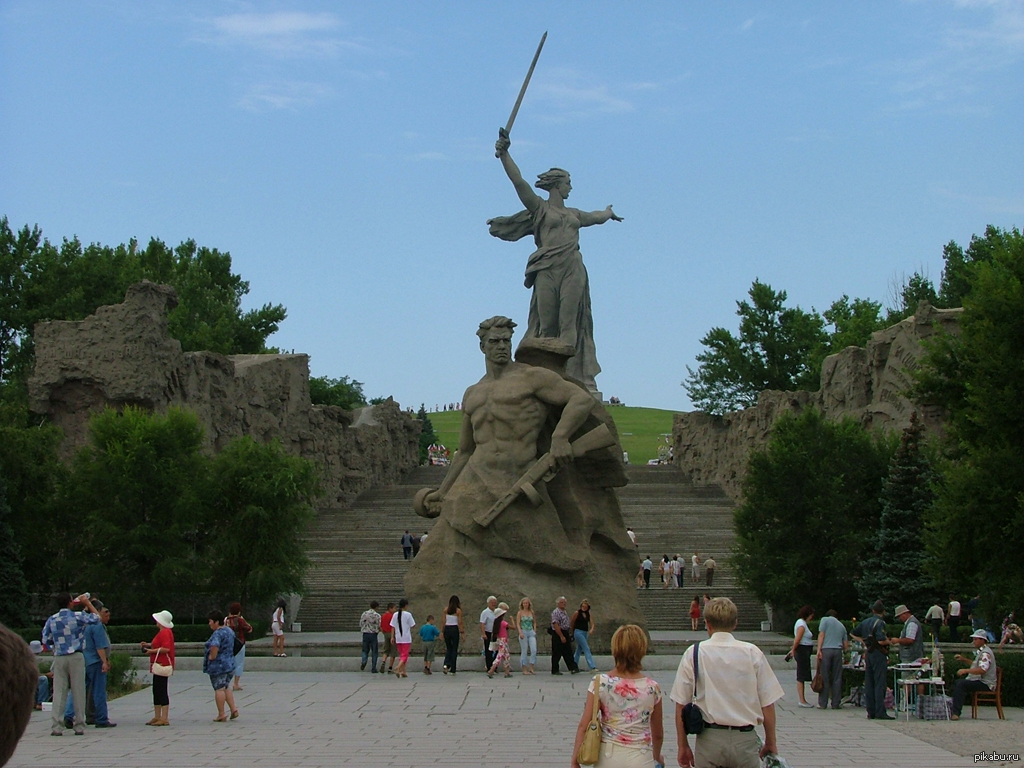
[519, 630, 537, 667]
[573, 629, 596, 670]
[65, 661, 108, 724]
[37, 675, 50, 704]
[361, 633, 379, 669]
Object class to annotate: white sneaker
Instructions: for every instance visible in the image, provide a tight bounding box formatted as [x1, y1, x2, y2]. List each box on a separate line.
[798, 702, 814, 708]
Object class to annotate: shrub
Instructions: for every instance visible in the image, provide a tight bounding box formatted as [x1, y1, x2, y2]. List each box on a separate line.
[106, 652, 137, 695]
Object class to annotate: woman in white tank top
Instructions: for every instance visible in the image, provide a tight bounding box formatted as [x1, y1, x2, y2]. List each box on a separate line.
[442, 595, 465, 675]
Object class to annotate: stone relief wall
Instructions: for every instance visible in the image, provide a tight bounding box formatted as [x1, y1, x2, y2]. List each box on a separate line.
[28, 281, 421, 509]
[673, 302, 962, 500]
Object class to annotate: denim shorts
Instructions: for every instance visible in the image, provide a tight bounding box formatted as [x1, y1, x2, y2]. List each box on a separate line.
[209, 672, 232, 691]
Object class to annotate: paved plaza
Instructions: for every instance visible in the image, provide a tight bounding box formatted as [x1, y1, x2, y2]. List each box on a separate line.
[11, 664, 1020, 768]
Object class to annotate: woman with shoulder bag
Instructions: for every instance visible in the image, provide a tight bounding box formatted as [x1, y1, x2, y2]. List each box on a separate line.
[571, 624, 664, 768]
[140, 610, 175, 726]
[226, 602, 253, 691]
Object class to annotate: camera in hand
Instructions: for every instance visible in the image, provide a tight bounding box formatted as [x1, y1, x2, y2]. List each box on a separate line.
[784, 652, 793, 662]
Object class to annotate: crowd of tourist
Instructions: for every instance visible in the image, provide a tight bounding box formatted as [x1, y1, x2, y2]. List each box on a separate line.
[7, 587, 1015, 766]
[636, 551, 718, 590]
[26, 593, 261, 734]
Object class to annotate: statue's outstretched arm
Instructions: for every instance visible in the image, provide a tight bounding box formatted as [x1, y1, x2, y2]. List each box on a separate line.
[579, 205, 623, 227]
[495, 129, 541, 212]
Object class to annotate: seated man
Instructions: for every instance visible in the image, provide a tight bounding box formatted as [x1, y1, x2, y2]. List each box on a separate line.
[950, 629, 998, 720]
[29, 640, 52, 710]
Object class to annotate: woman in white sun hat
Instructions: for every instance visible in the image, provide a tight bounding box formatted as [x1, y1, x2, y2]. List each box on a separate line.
[140, 610, 174, 726]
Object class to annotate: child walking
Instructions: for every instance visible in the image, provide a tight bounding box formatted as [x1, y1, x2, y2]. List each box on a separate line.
[419, 616, 440, 674]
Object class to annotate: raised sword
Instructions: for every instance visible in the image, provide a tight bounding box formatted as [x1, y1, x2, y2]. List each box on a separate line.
[495, 31, 547, 157]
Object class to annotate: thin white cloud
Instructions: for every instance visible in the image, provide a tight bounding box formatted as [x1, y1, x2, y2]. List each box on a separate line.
[931, 183, 1024, 215]
[740, 17, 756, 32]
[411, 152, 449, 162]
[200, 11, 369, 58]
[949, 0, 1024, 53]
[236, 80, 332, 112]
[530, 69, 634, 122]
[875, 1, 1022, 113]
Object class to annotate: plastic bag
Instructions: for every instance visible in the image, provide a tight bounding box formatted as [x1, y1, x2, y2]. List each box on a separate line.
[762, 753, 794, 768]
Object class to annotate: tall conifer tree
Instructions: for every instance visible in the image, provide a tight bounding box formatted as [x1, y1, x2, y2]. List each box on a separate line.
[856, 412, 936, 613]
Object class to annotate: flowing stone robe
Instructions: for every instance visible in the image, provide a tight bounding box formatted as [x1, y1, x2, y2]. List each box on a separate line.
[488, 200, 601, 394]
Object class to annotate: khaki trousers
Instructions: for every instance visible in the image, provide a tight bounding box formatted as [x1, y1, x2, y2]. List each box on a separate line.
[51, 652, 87, 732]
[694, 727, 760, 768]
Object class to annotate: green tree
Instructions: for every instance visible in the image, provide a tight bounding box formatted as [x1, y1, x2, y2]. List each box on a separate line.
[855, 413, 937, 613]
[885, 273, 940, 324]
[0, 402, 65, 592]
[732, 409, 893, 617]
[206, 437, 317, 603]
[0, 217, 286, 389]
[309, 375, 366, 409]
[0, 474, 31, 627]
[914, 226, 1024, 616]
[684, 280, 828, 414]
[937, 226, 1020, 309]
[58, 407, 208, 616]
[820, 295, 887, 355]
[417, 404, 437, 464]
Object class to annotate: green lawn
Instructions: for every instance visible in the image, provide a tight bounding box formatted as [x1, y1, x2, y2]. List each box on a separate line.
[425, 405, 676, 465]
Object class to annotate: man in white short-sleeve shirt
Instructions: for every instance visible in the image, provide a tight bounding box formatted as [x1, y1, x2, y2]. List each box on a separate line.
[670, 597, 784, 768]
[480, 596, 498, 670]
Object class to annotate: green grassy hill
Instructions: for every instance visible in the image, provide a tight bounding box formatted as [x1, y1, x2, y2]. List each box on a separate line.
[425, 405, 675, 465]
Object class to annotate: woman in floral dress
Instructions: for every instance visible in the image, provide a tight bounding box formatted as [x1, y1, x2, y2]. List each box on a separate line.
[571, 624, 664, 768]
[487, 603, 513, 678]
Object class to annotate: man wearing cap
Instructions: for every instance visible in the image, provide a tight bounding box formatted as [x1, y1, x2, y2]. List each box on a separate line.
[41, 592, 101, 735]
[892, 604, 925, 664]
[950, 629, 998, 720]
[851, 600, 894, 720]
[29, 640, 53, 710]
[671, 597, 784, 768]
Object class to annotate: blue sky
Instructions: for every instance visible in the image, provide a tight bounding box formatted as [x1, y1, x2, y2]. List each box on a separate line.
[2, 1, 1022, 412]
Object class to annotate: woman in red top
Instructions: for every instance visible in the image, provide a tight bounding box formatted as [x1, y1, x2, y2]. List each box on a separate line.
[689, 595, 701, 631]
[140, 610, 175, 726]
[225, 602, 253, 691]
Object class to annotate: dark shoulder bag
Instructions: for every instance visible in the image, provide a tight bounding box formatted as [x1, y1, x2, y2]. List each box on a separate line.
[227, 617, 244, 656]
[863, 617, 883, 654]
[682, 641, 704, 735]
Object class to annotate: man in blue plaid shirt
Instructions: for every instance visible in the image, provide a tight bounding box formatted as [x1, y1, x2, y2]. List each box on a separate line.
[41, 592, 100, 736]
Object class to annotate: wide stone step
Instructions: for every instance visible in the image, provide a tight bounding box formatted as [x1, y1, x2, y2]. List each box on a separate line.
[297, 462, 764, 632]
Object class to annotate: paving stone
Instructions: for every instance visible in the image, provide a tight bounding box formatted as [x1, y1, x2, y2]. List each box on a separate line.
[10, 668, 1010, 767]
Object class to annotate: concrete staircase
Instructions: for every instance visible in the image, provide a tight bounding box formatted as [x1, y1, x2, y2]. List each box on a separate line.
[621, 466, 764, 631]
[298, 464, 766, 632]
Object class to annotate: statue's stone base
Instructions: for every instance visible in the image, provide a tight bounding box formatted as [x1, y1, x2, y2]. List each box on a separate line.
[405, 516, 645, 655]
